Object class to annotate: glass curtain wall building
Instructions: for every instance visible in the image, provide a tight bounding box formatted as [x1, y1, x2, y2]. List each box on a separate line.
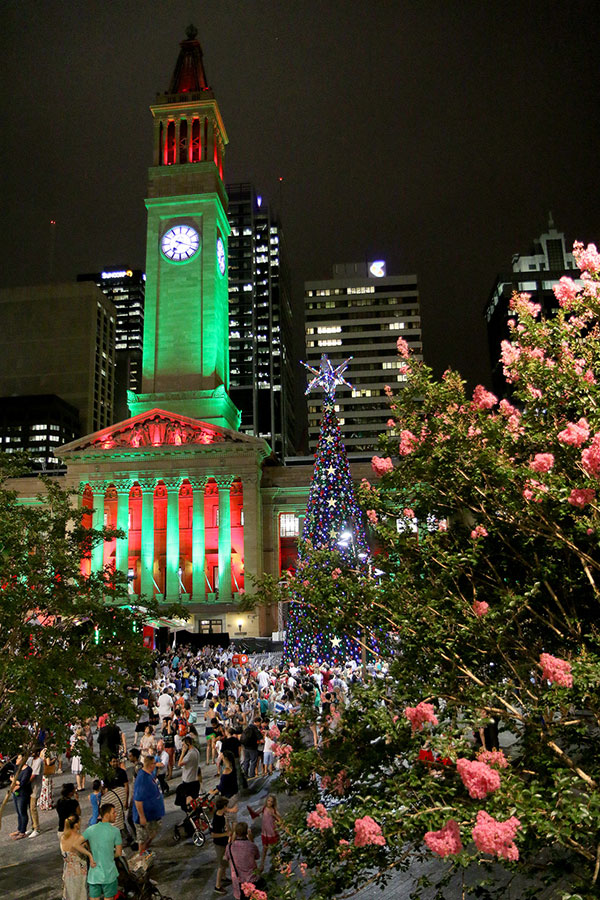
[226, 183, 296, 459]
[305, 262, 422, 457]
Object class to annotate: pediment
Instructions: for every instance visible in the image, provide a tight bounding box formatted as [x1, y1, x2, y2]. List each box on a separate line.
[58, 408, 261, 454]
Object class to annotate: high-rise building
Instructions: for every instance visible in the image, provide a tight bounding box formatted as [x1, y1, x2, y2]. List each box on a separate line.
[0, 394, 79, 472]
[485, 219, 581, 396]
[226, 183, 295, 459]
[77, 268, 145, 422]
[0, 282, 116, 435]
[304, 262, 422, 456]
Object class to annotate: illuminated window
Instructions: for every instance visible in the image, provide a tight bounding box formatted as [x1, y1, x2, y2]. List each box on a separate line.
[280, 513, 300, 537]
[317, 325, 342, 334]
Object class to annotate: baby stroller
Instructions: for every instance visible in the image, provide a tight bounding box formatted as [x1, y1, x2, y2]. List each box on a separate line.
[115, 855, 173, 900]
[172, 792, 215, 847]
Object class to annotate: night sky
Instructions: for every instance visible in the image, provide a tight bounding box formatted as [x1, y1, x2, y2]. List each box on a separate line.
[1, 1, 599, 389]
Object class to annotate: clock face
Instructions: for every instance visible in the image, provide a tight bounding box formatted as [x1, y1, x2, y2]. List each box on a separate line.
[161, 225, 200, 261]
[216, 236, 226, 275]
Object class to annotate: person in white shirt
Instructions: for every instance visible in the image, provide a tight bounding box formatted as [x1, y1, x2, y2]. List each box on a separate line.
[257, 669, 270, 692]
[157, 691, 174, 721]
[26, 748, 44, 837]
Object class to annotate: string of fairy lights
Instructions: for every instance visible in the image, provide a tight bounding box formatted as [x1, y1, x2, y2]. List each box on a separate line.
[283, 355, 368, 664]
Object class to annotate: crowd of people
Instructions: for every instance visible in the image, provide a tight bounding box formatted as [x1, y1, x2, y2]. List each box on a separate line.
[6, 641, 368, 899]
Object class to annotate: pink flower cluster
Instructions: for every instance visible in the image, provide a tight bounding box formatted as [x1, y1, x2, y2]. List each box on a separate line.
[399, 429, 418, 456]
[471, 525, 488, 539]
[529, 452, 554, 473]
[472, 600, 489, 617]
[307, 803, 333, 830]
[299, 862, 307, 877]
[396, 336, 411, 358]
[477, 748, 509, 769]
[273, 742, 293, 770]
[553, 275, 579, 309]
[472, 810, 521, 861]
[499, 398, 520, 419]
[456, 758, 501, 799]
[500, 340, 521, 379]
[354, 815, 386, 847]
[568, 487, 595, 509]
[331, 567, 342, 580]
[366, 509, 378, 525]
[404, 701, 439, 733]
[241, 884, 267, 900]
[371, 455, 393, 476]
[424, 819, 463, 858]
[573, 241, 600, 275]
[557, 417, 590, 446]
[540, 652, 573, 687]
[403, 507, 415, 518]
[472, 384, 498, 410]
[330, 769, 350, 796]
[267, 724, 281, 740]
[509, 291, 541, 318]
[338, 839, 351, 858]
[523, 479, 548, 503]
[582, 433, 600, 477]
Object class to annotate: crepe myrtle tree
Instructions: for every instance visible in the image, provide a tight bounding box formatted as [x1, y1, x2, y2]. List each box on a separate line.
[249, 244, 600, 900]
[0, 456, 181, 822]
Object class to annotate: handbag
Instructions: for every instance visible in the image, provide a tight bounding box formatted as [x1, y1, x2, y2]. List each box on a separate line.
[44, 757, 57, 776]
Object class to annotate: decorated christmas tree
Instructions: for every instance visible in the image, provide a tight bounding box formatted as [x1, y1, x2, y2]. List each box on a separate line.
[283, 355, 369, 664]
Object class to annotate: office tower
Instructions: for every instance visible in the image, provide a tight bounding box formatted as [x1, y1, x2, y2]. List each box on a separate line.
[227, 183, 296, 458]
[304, 261, 422, 456]
[77, 268, 145, 422]
[0, 394, 79, 471]
[485, 219, 581, 396]
[0, 282, 116, 436]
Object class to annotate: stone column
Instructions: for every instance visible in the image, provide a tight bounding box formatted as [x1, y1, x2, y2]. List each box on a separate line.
[206, 117, 215, 165]
[216, 476, 233, 603]
[139, 479, 156, 600]
[190, 479, 206, 602]
[240, 473, 262, 591]
[91, 482, 106, 574]
[164, 478, 181, 599]
[114, 481, 131, 582]
[174, 118, 181, 164]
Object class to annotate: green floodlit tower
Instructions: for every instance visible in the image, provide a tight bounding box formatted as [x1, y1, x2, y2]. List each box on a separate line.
[130, 25, 240, 430]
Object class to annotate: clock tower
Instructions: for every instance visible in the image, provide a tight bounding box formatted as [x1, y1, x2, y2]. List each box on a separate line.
[130, 25, 240, 430]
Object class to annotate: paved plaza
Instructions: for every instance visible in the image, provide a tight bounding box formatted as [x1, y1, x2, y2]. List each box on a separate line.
[0, 705, 564, 900]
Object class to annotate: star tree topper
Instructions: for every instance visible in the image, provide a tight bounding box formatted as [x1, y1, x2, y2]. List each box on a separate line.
[302, 354, 354, 399]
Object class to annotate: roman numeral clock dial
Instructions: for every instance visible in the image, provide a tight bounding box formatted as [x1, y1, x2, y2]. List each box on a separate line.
[161, 224, 200, 261]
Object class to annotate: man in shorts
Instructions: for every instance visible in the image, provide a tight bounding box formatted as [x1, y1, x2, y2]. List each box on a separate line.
[83, 803, 122, 900]
[132, 755, 165, 856]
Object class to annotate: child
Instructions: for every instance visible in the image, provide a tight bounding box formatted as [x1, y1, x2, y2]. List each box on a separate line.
[262, 730, 275, 776]
[88, 779, 105, 826]
[247, 793, 282, 871]
[139, 725, 157, 754]
[210, 796, 230, 895]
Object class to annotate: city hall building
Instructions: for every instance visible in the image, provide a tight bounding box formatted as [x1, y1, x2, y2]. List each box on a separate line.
[10, 29, 371, 639]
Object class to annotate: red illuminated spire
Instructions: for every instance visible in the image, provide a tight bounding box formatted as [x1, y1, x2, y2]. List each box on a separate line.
[168, 24, 211, 94]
